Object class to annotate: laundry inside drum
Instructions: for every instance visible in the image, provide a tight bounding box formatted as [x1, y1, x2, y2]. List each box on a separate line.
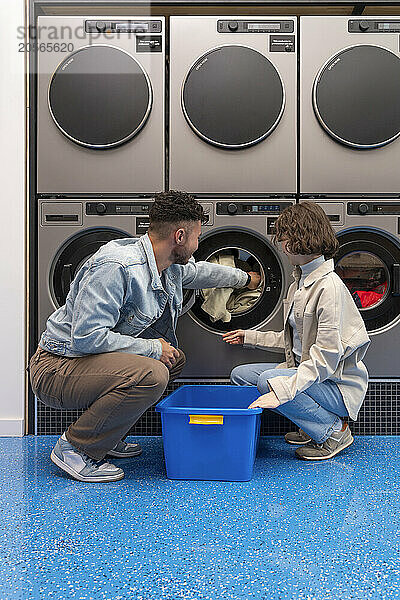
[335, 252, 389, 310]
[200, 248, 264, 323]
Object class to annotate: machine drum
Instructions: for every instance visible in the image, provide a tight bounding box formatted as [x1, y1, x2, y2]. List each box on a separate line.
[49, 46, 152, 148]
[182, 45, 284, 148]
[313, 45, 400, 148]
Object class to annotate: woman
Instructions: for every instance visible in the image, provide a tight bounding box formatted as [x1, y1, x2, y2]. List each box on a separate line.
[223, 202, 370, 461]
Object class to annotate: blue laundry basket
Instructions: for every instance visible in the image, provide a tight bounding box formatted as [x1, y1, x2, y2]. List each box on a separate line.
[156, 385, 262, 481]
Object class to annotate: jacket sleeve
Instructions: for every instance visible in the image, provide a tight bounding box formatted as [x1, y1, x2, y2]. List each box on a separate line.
[70, 262, 162, 359]
[180, 258, 248, 289]
[243, 329, 285, 351]
[267, 283, 348, 405]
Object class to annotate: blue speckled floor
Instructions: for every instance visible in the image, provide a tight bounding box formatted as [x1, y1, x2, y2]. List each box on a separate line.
[1, 436, 399, 600]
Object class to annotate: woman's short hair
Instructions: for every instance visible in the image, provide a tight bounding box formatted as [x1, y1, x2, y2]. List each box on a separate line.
[273, 201, 339, 259]
[149, 190, 207, 238]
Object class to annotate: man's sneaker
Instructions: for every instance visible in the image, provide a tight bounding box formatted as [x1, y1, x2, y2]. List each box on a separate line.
[50, 434, 124, 482]
[106, 440, 142, 458]
[295, 423, 354, 461]
[284, 429, 312, 445]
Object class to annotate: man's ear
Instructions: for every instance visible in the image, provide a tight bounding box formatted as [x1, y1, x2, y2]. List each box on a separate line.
[175, 228, 186, 245]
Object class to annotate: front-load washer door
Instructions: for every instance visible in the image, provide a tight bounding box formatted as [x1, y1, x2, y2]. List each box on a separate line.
[335, 228, 400, 333]
[51, 228, 134, 307]
[49, 45, 152, 148]
[313, 45, 400, 149]
[182, 45, 284, 149]
[184, 227, 285, 332]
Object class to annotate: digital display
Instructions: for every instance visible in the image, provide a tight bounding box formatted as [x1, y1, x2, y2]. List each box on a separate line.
[373, 204, 400, 214]
[248, 23, 280, 31]
[378, 22, 400, 30]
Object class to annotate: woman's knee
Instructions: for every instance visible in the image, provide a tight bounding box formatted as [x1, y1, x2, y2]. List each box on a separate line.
[230, 364, 252, 386]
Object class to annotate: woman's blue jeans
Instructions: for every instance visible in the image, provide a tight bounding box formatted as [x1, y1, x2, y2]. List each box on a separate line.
[230, 363, 349, 443]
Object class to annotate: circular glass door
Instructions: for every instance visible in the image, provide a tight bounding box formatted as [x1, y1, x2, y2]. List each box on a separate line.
[49, 45, 152, 148]
[51, 228, 133, 307]
[182, 45, 285, 148]
[335, 228, 400, 332]
[313, 45, 400, 148]
[186, 228, 284, 332]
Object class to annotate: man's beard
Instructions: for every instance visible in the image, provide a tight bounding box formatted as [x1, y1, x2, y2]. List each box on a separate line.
[169, 246, 192, 265]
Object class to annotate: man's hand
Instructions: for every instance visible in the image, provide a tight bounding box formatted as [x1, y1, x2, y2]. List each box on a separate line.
[248, 391, 280, 409]
[222, 329, 245, 345]
[247, 271, 261, 290]
[158, 338, 180, 369]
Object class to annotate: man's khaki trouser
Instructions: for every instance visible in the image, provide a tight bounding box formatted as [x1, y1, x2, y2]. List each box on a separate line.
[29, 347, 186, 461]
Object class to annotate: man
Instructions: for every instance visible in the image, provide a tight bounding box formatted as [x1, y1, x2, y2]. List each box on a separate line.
[30, 191, 260, 482]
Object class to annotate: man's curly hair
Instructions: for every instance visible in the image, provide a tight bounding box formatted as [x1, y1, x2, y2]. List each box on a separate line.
[148, 191, 207, 238]
[273, 201, 339, 259]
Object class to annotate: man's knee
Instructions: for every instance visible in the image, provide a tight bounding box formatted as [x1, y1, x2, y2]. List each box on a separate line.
[141, 361, 169, 391]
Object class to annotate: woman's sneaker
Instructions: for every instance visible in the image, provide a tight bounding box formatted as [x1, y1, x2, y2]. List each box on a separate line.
[50, 434, 124, 482]
[284, 429, 312, 445]
[106, 440, 142, 458]
[295, 424, 354, 461]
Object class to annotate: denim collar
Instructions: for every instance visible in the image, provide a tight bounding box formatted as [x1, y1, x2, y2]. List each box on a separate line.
[141, 234, 176, 295]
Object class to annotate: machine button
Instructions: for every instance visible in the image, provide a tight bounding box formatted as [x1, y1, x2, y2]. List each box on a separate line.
[358, 203, 369, 215]
[285, 44, 292, 52]
[228, 21, 238, 31]
[359, 21, 370, 32]
[96, 202, 107, 214]
[227, 203, 238, 215]
[96, 21, 107, 32]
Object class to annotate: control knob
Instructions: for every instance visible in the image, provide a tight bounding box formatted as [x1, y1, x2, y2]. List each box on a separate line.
[228, 21, 238, 31]
[227, 203, 238, 215]
[358, 203, 369, 215]
[96, 202, 107, 214]
[359, 21, 370, 32]
[96, 22, 107, 32]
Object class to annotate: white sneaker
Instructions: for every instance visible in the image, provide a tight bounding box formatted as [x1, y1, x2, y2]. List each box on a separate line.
[50, 434, 124, 482]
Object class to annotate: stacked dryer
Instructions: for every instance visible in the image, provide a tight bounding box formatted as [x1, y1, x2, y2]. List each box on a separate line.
[170, 16, 297, 377]
[36, 16, 165, 334]
[300, 16, 400, 377]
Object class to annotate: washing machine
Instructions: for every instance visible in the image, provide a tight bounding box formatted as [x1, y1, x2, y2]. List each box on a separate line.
[176, 199, 295, 378]
[37, 199, 154, 335]
[307, 199, 400, 378]
[169, 16, 297, 194]
[37, 17, 165, 194]
[300, 16, 400, 195]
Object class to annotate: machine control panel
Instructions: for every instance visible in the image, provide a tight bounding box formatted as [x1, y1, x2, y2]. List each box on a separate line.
[216, 202, 292, 216]
[86, 202, 153, 216]
[347, 202, 400, 215]
[217, 20, 294, 34]
[348, 20, 400, 33]
[85, 20, 162, 34]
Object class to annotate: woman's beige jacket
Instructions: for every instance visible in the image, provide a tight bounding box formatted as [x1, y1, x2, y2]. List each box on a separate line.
[243, 259, 370, 420]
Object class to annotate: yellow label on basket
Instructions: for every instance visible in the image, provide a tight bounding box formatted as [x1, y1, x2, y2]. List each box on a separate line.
[189, 415, 224, 425]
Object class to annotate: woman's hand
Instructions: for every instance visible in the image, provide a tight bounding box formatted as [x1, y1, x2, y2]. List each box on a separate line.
[222, 329, 245, 345]
[248, 391, 280, 409]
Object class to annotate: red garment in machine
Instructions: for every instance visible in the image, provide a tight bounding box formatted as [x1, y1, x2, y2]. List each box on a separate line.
[352, 282, 387, 308]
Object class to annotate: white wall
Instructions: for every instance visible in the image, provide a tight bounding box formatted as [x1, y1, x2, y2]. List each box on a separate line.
[0, 0, 26, 435]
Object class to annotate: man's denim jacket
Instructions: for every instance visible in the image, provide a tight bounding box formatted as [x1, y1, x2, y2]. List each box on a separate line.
[40, 234, 248, 360]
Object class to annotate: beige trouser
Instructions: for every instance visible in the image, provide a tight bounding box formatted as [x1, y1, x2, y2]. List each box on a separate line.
[29, 347, 186, 461]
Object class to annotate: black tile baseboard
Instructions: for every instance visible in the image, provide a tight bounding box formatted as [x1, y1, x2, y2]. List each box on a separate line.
[36, 381, 400, 436]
